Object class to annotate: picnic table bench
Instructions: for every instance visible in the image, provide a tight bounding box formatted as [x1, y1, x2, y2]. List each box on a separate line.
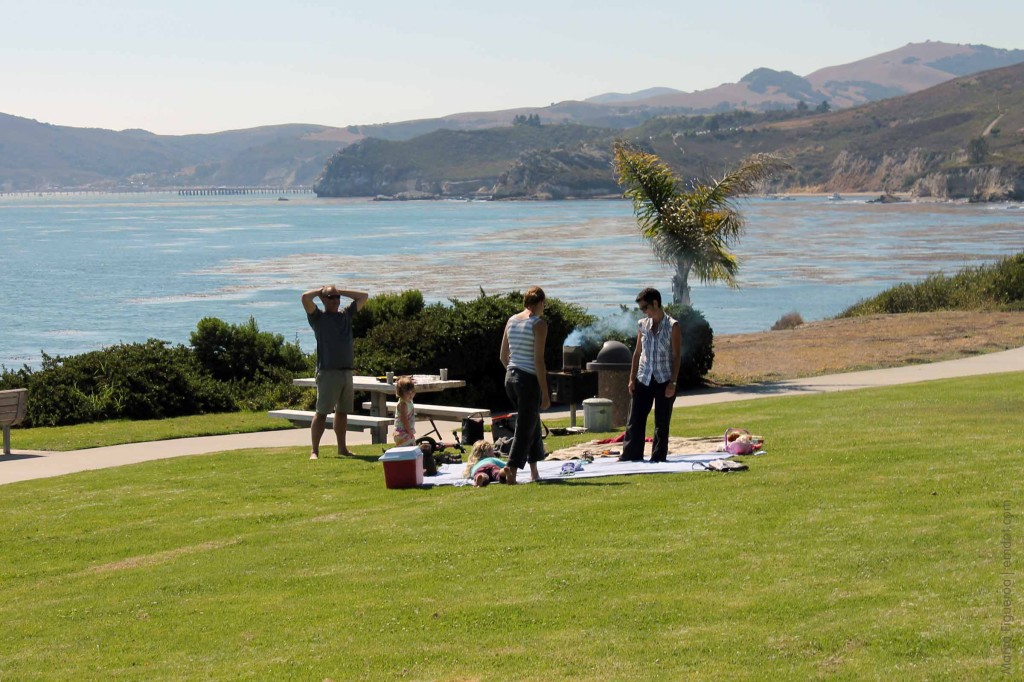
[359, 402, 490, 421]
[361, 402, 490, 450]
[1, 388, 28, 455]
[266, 409, 394, 444]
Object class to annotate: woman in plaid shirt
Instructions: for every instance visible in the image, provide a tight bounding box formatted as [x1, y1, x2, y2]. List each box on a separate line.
[619, 288, 682, 463]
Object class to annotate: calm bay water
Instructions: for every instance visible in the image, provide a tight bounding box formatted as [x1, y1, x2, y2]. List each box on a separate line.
[1, 193, 1022, 368]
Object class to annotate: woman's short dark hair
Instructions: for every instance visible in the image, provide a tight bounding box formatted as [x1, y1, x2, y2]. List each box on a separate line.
[635, 288, 662, 306]
[524, 286, 546, 307]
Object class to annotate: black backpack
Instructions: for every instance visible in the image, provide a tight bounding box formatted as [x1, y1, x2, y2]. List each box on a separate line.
[461, 415, 485, 446]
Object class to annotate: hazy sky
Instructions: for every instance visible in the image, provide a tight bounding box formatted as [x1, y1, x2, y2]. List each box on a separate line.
[3, 0, 1021, 135]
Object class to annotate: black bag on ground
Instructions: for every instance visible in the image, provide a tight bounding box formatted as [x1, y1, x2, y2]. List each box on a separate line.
[461, 415, 485, 446]
[491, 412, 550, 442]
[491, 413, 517, 441]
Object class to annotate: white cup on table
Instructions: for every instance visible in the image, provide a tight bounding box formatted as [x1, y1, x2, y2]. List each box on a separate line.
[439, 368, 448, 381]
[386, 371, 394, 384]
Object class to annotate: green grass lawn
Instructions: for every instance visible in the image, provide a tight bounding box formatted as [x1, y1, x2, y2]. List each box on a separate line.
[1, 374, 1021, 680]
[10, 411, 293, 451]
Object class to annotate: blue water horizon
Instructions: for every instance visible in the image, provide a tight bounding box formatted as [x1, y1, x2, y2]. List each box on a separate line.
[2, 193, 1021, 368]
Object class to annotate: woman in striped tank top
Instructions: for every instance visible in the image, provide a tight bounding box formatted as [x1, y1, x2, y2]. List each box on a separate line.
[499, 286, 550, 484]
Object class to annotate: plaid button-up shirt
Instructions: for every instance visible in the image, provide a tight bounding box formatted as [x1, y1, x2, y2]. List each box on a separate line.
[636, 314, 677, 385]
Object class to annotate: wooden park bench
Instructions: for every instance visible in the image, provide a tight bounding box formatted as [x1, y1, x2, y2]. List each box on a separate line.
[267, 409, 394, 445]
[1, 388, 28, 456]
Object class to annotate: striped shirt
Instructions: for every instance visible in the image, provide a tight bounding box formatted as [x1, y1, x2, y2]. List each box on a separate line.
[636, 314, 678, 385]
[506, 314, 541, 375]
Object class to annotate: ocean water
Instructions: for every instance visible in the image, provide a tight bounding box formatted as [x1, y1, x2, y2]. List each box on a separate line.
[1, 193, 1021, 368]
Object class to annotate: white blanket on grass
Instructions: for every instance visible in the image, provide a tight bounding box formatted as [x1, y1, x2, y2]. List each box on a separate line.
[424, 452, 729, 486]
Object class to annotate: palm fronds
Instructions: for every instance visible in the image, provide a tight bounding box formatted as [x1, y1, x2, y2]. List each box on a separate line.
[613, 142, 790, 298]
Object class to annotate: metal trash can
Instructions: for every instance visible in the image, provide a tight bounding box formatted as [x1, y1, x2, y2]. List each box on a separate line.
[582, 398, 613, 432]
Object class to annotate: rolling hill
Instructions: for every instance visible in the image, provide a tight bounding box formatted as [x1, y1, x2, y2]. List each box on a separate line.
[586, 42, 1024, 112]
[2, 41, 1021, 193]
[0, 116, 357, 191]
[631, 61, 1024, 199]
[315, 62, 1024, 201]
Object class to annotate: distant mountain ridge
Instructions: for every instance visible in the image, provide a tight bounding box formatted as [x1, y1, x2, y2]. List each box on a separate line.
[314, 62, 1024, 201]
[584, 42, 1024, 111]
[1, 41, 1021, 192]
[0, 114, 358, 191]
[585, 87, 682, 105]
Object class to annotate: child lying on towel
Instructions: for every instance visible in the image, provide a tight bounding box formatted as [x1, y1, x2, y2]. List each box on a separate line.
[462, 440, 508, 487]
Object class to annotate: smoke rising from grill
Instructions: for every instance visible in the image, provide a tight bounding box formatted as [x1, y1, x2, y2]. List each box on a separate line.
[563, 309, 642, 353]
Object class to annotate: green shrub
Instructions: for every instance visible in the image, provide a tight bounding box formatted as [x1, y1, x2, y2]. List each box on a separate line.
[191, 316, 307, 383]
[0, 365, 31, 392]
[840, 252, 1024, 316]
[25, 341, 236, 427]
[667, 305, 715, 388]
[353, 290, 425, 338]
[771, 311, 804, 330]
[12, 316, 314, 428]
[188, 317, 311, 413]
[353, 291, 594, 409]
[981, 253, 1024, 305]
[228, 379, 307, 413]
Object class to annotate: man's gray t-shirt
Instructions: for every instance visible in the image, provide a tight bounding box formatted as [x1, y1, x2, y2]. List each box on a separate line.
[307, 300, 357, 371]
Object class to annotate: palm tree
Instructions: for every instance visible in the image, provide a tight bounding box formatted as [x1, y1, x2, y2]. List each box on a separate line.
[614, 141, 790, 306]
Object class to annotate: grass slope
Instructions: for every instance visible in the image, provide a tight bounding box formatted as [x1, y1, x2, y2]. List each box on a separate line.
[9, 411, 292, 452]
[1, 373, 1021, 679]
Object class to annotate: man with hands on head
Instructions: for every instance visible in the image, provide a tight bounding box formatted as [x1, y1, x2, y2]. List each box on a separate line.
[301, 284, 369, 460]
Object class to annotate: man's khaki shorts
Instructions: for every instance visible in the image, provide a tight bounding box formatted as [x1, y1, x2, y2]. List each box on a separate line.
[315, 369, 354, 415]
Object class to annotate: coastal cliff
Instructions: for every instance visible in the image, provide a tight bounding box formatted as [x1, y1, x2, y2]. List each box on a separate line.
[312, 126, 608, 199]
[912, 164, 1024, 201]
[823, 149, 939, 193]
[820, 150, 1023, 200]
[491, 145, 618, 199]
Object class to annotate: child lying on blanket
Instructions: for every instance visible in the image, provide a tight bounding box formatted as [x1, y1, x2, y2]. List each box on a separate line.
[462, 440, 508, 487]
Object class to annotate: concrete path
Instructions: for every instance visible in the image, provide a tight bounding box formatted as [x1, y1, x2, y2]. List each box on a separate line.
[3, 346, 1023, 486]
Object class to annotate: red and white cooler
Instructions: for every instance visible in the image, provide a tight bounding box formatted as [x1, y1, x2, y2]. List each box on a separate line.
[378, 446, 424, 489]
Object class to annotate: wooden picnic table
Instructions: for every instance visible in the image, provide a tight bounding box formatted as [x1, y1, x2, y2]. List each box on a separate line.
[292, 374, 467, 443]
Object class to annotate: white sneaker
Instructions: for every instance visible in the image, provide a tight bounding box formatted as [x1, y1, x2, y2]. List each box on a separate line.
[309, 452, 319, 460]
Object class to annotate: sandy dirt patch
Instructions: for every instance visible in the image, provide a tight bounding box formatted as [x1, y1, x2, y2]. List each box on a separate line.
[709, 310, 1024, 385]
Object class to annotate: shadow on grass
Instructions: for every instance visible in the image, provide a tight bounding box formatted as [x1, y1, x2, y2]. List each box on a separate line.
[333, 453, 384, 464]
[688, 381, 824, 397]
[535, 478, 628, 487]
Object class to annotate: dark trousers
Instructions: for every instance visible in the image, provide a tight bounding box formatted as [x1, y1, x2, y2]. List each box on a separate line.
[504, 367, 545, 470]
[621, 378, 674, 462]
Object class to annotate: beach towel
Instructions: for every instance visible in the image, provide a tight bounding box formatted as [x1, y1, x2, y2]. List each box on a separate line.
[421, 452, 735, 486]
[546, 436, 724, 461]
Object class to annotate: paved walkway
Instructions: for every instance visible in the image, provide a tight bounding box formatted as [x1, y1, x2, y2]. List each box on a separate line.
[3, 346, 1023, 486]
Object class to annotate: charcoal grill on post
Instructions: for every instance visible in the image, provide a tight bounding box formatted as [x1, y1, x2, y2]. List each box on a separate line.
[547, 345, 598, 426]
[585, 340, 632, 428]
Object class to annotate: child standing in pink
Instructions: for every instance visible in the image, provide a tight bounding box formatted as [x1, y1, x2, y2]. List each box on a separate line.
[393, 376, 436, 476]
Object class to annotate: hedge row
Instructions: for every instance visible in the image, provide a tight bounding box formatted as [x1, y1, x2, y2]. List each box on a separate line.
[840, 252, 1024, 316]
[0, 318, 310, 427]
[1, 292, 717, 427]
